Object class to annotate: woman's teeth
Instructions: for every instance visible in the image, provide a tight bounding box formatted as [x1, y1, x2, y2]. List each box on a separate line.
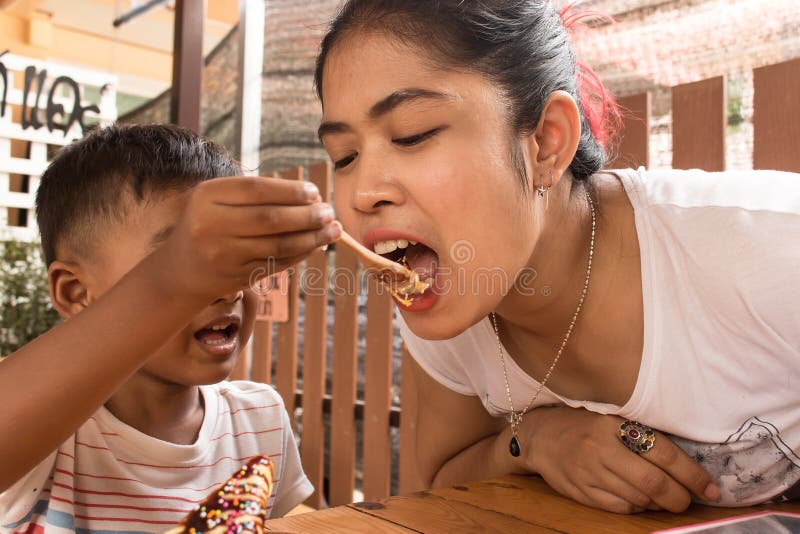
[373, 239, 418, 255]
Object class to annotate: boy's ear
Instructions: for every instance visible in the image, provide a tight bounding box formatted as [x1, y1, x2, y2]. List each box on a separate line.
[48, 261, 91, 319]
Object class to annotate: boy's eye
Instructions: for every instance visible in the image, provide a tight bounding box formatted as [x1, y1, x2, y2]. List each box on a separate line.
[334, 153, 357, 170]
[393, 128, 443, 147]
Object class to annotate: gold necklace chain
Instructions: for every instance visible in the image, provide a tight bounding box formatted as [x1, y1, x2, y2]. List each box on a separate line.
[490, 189, 596, 457]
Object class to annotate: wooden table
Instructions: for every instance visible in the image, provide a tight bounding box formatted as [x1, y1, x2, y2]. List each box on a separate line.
[265, 475, 800, 533]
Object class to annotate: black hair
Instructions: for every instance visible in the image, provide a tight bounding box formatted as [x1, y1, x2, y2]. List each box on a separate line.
[35, 123, 241, 266]
[314, 0, 619, 186]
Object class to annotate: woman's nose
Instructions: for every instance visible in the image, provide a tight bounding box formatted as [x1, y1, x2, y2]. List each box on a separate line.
[351, 163, 404, 213]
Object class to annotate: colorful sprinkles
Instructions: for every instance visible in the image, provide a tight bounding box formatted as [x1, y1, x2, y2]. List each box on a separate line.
[169, 455, 274, 534]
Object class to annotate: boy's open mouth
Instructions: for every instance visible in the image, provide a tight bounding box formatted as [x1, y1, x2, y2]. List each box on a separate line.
[194, 315, 241, 349]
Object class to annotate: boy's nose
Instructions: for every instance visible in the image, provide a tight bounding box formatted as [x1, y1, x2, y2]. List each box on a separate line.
[214, 290, 244, 305]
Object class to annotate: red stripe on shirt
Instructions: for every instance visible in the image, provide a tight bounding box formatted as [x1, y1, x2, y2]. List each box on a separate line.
[75, 441, 110, 451]
[209, 426, 281, 442]
[71, 470, 226, 493]
[73, 499, 191, 513]
[50, 495, 75, 506]
[72, 515, 178, 525]
[52, 482, 201, 504]
[218, 402, 280, 416]
[114, 454, 270, 470]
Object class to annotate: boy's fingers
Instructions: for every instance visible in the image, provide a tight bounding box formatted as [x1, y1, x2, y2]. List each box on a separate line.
[244, 252, 312, 284]
[637, 433, 719, 501]
[241, 222, 341, 263]
[227, 204, 335, 237]
[205, 176, 320, 206]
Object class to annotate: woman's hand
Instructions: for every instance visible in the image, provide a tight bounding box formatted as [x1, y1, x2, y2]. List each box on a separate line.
[519, 407, 720, 514]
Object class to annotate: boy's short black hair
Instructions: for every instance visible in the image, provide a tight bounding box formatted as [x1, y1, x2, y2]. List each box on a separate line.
[36, 124, 242, 266]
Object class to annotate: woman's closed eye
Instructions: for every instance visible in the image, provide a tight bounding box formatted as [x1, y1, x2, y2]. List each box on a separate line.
[332, 127, 446, 170]
[393, 127, 444, 147]
[334, 153, 357, 170]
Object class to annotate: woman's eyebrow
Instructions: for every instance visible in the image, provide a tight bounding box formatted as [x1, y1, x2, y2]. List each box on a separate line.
[367, 88, 455, 119]
[318, 88, 455, 141]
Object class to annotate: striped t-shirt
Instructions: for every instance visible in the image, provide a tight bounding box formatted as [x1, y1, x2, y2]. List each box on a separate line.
[0, 381, 313, 532]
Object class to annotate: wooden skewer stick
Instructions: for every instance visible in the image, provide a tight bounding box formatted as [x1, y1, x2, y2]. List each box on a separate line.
[335, 230, 432, 302]
[336, 230, 411, 279]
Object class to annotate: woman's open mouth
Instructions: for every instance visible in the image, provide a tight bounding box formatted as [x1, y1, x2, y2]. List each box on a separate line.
[193, 315, 241, 357]
[371, 237, 439, 308]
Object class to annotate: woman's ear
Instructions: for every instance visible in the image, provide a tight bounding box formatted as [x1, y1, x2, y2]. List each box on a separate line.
[48, 261, 91, 319]
[526, 90, 581, 186]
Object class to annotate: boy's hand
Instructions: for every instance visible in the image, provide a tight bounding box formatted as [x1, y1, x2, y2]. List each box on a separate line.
[152, 176, 339, 302]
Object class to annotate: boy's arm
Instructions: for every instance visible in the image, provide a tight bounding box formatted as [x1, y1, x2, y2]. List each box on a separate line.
[0, 253, 206, 492]
[0, 176, 338, 493]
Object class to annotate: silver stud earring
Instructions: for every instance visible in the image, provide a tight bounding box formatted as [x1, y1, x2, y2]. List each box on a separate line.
[537, 172, 551, 210]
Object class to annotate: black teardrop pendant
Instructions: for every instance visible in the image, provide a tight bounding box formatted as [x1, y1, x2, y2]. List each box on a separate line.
[509, 436, 521, 457]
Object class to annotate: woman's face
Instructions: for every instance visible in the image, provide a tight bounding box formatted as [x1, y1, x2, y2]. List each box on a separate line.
[321, 33, 540, 340]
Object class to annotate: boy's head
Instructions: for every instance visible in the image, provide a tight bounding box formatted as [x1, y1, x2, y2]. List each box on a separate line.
[37, 123, 241, 268]
[37, 124, 255, 385]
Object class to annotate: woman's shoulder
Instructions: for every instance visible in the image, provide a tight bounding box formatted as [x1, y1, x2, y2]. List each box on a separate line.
[613, 167, 800, 216]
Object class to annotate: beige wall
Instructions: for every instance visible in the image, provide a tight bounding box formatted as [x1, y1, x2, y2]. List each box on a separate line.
[0, 0, 237, 98]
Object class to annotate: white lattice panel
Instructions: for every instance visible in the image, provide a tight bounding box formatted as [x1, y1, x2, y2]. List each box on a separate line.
[0, 54, 117, 242]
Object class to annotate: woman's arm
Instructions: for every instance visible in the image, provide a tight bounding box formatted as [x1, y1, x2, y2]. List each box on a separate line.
[410, 356, 720, 514]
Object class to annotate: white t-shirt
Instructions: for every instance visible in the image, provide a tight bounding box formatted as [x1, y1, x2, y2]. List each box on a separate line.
[0, 381, 313, 532]
[399, 168, 800, 507]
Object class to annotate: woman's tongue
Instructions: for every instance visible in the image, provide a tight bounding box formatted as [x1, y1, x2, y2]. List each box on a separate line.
[406, 245, 438, 280]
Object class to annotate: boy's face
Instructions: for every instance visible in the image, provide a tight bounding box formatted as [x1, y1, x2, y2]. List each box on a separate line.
[72, 188, 256, 386]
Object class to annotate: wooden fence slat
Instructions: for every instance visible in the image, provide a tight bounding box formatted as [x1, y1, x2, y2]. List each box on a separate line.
[672, 76, 726, 171]
[329, 245, 360, 506]
[249, 321, 272, 383]
[753, 58, 800, 172]
[398, 345, 425, 495]
[301, 162, 332, 509]
[250, 172, 281, 384]
[275, 167, 303, 429]
[362, 281, 394, 500]
[609, 92, 650, 169]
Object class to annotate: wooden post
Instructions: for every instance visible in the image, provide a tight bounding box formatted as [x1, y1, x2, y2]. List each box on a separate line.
[170, 0, 205, 132]
[329, 241, 360, 506]
[609, 92, 650, 170]
[275, 167, 303, 429]
[398, 345, 424, 495]
[234, 0, 264, 162]
[753, 58, 800, 172]
[672, 76, 726, 171]
[362, 281, 394, 500]
[301, 162, 332, 509]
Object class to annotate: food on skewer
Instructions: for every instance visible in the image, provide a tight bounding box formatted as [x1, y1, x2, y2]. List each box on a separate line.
[166, 455, 274, 534]
[336, 230, 431, 306]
